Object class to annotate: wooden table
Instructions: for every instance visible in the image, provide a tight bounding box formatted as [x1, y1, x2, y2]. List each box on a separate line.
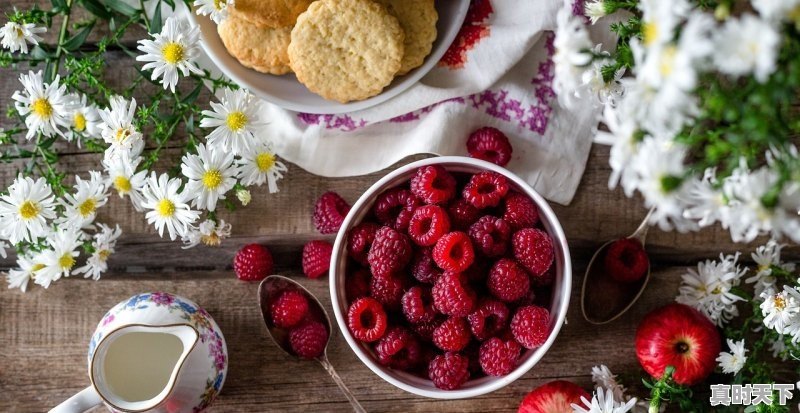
[0, 9, 779, 412]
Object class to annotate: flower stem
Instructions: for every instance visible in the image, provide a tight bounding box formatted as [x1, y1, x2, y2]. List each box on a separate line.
[51, 0, 74, 80]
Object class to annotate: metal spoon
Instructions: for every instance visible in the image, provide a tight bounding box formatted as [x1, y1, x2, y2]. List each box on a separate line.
[258, 275, 366, 413]
[580, 207, 655, 325]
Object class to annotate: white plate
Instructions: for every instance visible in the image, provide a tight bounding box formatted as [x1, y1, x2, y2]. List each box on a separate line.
[190, 1, 470, 114]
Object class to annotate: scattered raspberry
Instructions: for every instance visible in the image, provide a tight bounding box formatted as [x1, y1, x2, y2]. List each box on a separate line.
[432, 317, 471, 352]
[479, 337, 521, 376]
[433, 232, 475, 273]
[467, 299, 509, 341]
[288, 321, 328, 359]
[346, 268, 372, 302]
[402, 286, 436, 324]
[347, 222, 380, 265]
[368, 226, 412, 278]
[302, 240, 333, 279]
[466, 127, 513, 167]
[432, 272, 476, 317]
[503, 191, 539, 230]
[410, 165, 457, 205]
[512, 228, 554, 277]
[347, 297, 388, 343]
[233, 243, 273, 281]
[488, 258, 531, 303]
[468, 215, 511, 257]
[370, 272, 406, 310]
[313, 192, 351, 234]
[604, 238, 649, 283]
[374, 188, 422, 231]
[462, 171, 509, 209]
[408, 205, 451, 246]
[511, 305, 550, 349]
[448, 198, 481, 230]
[270, 289, 309, 329]
[428, 352, 470, 390]
[375, 327, 422, 370]
[410, 247, 442, 284]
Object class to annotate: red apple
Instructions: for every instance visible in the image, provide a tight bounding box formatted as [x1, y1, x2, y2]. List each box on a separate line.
[518, 380, 590, 413]
[635, 303, 720, 385]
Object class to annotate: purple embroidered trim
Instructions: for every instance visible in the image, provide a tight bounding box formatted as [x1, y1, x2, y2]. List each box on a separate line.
[296, 113, 367, 132]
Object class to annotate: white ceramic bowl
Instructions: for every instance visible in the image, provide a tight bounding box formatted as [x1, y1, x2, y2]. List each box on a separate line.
[329, 156, 572, 399]
[190, 1, 470, 114]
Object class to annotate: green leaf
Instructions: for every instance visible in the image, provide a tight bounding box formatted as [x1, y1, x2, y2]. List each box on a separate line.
[30, 45, 50, 60]
[62, 22, 95, 51]
[50, 0, 67, 10]
[79, 0, 112, 19]
[181, 83, 203, 105]
[149, 0, 163, 33]
[105, 0, 138, 17]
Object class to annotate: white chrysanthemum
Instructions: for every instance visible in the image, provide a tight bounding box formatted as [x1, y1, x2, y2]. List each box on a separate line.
[194, 0, 233, 23]
[768, 336, 788, 360]
[235, 143, 287, 192]
[181, 219, 231, 249]
[722, 162, 779, 243]
[181, 143, 237, 211]
[680, 168, 728, 228]
[136, 16, 203, 92]
[102, 151, 148, 211]
[638, 0, 691, 48]
[584, 0, 608, 24]
[59, 171, 109, 230]
[75, 223, 122, 280]
[713, 14, 780, 83]
[66, 93, 100, 142]
[591, 365, 626, 403]
[11, 70, 70, 140]
[578, 45, 625, 108]
[552, 3, 594, 109]
[0, 174, 57, 244]
[200, 88, 266, 155]
[0, 21, 45, 53]
[594, 104, 639, 189]
[676, 253, 746, 326]
[760, 286, 800, 335]
[573, 387, 637, 413]
[716, 339, 747, 375]
[746, 240, 796, 299]
[98, 96, 144, 156]
[35, 227, 82, 288]
[4, 253, 44, 292]
[752, 0, 800, 23]
[141, 172, 200, 240]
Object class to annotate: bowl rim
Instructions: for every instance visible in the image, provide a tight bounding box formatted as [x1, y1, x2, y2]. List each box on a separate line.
[329, 156, 572, 399]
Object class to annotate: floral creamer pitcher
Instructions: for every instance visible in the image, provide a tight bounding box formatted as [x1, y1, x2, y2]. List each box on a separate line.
[50, 292, 228, 413]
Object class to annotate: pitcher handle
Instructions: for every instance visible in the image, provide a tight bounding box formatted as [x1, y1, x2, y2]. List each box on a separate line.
[49, 386, 102, 413]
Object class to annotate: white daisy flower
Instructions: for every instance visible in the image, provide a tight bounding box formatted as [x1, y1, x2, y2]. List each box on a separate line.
[136, 16, 203, 93]
[746, 240, 796, 299]
[59, 171, 109, 230]
[181, 219, 231, 249]
[594, 104, 639, 189]
[713, 14, 780, 83]
[676, 253, 746, 326]
[584, 0, 609, 24]
[181, 143, 237, 211]
[638, 0, 691, 48]
[0, 21, 45, 54]
[194, 0, 233, 23]
[572, 387, 637, 413]
[200, 88, 266, 155]
[66, 93, 100, 142]
[722, 162, 779, 243]
[4, 253, 44, 292]
[35, 227, 83, 288]
[235, 143, 287, 192]
[552, 3, 594, 109]
[591, 365, 626, 403]
[102, 151, 148, 211]
[11, 70, 70, 140]
[141, 172, 200, 240]
[760, 286, 800, 335]
[680, 168, 728, 228]
[0, 174, 57, 244]
[716, 339, 747, 375]
[98, 96, 144, 156]
[752, 0, 800, 23]
[75, 223, 122, 280]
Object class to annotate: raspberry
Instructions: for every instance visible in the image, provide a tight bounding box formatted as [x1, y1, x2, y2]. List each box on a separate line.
[604, 238, 649, 283]
[448, 198, 480, 230]
[428, 352, 470, 390]
[288, 321, 328, 359]
[467, 299, 510, 341]
[511, 305, 550, 349]
[432, 317, 471, 352]
[270, 289, 309, 329]
[233, 244, 273, 281]
[479, 337, 521, 376]
[346, 267, 371, 301]
[368, 226, 412, 278]
[370, 272, 406, 309]
[375, 327, 422, 370]
[432, 232, 475, 273]
[487, 258, 531, 302]
[512, 228, 554, 277]
[410, 247, 442, 284]
[347, 297, 388, 342]
[462, 171, 509, 209]
[468, 215, 511, 257]
[432, 272, 476, 317]
[411, 316, 442, 341]
[347, 222, 380, 265]
[401, 286, 436, 324]
[302, 240, 333, 279]
[503, 191, 539, 230]
[532, 266, 555, 288]
[313, 192, 351, 234]
[466, 127, 513, 167]
[374, 188, 422, 231]
[408, 205, 451, 246]
[410, 165, 457, 205]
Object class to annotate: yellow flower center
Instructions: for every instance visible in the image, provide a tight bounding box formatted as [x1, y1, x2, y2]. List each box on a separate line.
[98, 249, 111, 261]
[113, 176, 132, 193]
[15, 27, 23, 37]
[58, 253, 75, 270]
[255, 152, 275, 172]
[775, 295, 786, 311]
[31, 263, 45, 271]
[213, 0, 225, 10]
[115, 128, 131, 143]
[643, 21, 658, 46]
[161, 42, 185, 65]
[226, 111, 247, 131]
[202, 169, 223, 189]
[73, 112, 86, 131]
[156, 199, 176, 217]
[201, 232, 221, 246]
[659, 45, 677, 77]
[78, 198, 96, 217]
[19, 200, 39, 220]
[32, 98, 53, 118]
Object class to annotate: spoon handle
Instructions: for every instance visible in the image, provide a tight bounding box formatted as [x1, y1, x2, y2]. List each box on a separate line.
[630, 206, 656, 244]
[318, 355, 366, 413]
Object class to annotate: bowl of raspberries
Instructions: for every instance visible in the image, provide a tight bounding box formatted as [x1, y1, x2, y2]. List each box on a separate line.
[329, 156, 571, 398]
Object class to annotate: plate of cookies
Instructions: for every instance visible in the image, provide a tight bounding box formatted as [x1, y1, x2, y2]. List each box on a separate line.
[191, 0, 470, 114]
